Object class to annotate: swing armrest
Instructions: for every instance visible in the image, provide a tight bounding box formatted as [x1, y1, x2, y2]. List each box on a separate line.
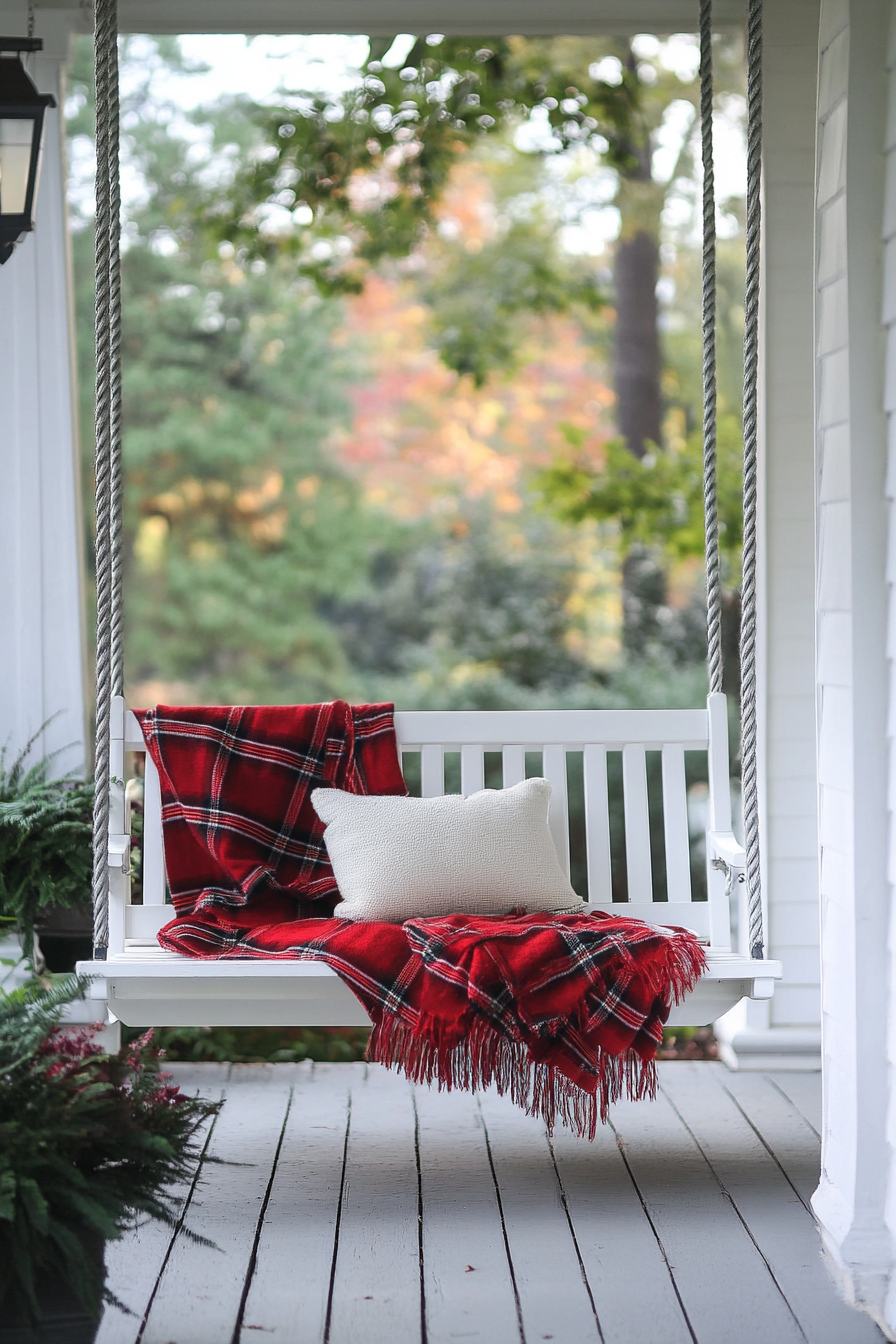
[708, 831, 746, 870]
[108, 834, 131, 874]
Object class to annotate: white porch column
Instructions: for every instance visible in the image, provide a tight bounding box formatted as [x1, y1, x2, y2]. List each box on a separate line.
[0, 12, 87, 777]
[715, 0, 823, 1071]
[809, 0, 896, 1333]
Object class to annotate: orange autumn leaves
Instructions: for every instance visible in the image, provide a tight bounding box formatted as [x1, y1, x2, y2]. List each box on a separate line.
[330, 277, 614, 524]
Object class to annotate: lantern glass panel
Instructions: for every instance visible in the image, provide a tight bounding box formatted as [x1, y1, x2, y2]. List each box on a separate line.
[0, 118, 34, 216]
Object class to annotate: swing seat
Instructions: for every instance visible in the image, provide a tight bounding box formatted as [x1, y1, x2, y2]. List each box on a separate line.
[77, 693, 781, 1029]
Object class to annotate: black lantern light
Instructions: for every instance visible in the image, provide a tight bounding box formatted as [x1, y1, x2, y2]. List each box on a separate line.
[0, 37, 56, 264]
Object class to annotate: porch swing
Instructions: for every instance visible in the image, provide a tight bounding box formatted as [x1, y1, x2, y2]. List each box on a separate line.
[77, 0, 781, 1030]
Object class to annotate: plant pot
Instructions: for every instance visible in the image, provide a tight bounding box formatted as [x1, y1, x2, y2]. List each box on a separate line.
[0, 1235, 104, 1344]
[33, 902, 94, 939]
[33, 902, 94, 974]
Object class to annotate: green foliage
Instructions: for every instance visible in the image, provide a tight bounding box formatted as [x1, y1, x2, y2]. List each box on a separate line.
[0, 733, 93, 957]
[203, 32, 743, 386]
[421, 215, 603, 385]
[0, 978, 220, 1320]
[135, 1024, 370, 1064]
[537, 420, 745, 575]
[213, 36, 640, 289]
[68, 38, 408, 705]
[67, 35, 739, 701]
[324, 508, 591, 692]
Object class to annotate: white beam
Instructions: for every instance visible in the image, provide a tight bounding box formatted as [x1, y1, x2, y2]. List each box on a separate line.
[32, 0, 745, 36]
[808, 0, 896, 1335]
[715, 0, 823, 1072]
[0, 18, 88, 777]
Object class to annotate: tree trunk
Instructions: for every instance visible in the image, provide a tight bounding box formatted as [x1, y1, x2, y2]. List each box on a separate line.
[613, 228, 662, 457]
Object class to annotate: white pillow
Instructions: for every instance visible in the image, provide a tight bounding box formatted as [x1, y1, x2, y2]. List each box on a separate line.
[310, 777, 581, 922]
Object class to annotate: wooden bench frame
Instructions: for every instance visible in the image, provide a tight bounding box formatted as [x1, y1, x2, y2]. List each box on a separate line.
[77, 693, 782, 1028]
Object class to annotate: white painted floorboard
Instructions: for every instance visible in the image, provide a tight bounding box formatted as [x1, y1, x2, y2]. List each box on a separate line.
[416, 1084, 520, 1344]
[97, 1061, 884, 1344]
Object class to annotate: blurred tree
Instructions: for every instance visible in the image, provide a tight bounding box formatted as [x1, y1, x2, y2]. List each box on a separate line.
[323, 508, 591, 691]
[67, 37, 404, 704]
[205, 31, 747, 673]
[211, 33, 742, 447]
[67, 36, 612, 705]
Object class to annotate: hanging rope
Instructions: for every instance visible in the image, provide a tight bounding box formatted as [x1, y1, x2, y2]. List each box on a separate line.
[91, 0, 121, 959]
[701, 0, 723, 697]
[741, 0, 764, 959]
[108, 18, 124, 698]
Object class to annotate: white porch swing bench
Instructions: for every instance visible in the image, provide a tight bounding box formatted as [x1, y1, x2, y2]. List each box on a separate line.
[80, 691, 782, 1029]
[78, 0, 783, 1033]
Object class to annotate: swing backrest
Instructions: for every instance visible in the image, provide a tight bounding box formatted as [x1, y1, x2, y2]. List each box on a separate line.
[116, 693, 736, 955]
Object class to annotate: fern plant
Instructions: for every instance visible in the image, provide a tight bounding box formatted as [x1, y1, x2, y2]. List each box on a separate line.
[0, 976, 221, 1324]
[0, 731, 94, 957]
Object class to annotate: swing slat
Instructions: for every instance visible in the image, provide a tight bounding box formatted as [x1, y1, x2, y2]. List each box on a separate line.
[622, 744, 653, 904]
[142, 754, 167, 907]
[583, 744, 613, 905]
[662, 744, 693, 904]
[461, 744, 485, 796]
[421, 744, 444, 798]
[501, 745, 526, 788]
[542, 744, 570, 878]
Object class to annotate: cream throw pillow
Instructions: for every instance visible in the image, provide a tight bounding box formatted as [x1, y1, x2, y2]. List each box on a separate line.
[311, 777, 581, 922]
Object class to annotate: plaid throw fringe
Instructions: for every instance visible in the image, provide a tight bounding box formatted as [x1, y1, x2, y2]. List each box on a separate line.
[140, 703, 706, 1137]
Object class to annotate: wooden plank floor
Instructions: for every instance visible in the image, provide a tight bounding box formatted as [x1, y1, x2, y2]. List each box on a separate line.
[97, 1061, 884, 1344]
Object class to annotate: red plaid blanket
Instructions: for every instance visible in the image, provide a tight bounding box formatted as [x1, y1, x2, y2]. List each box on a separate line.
[136, 701, 407, 920]
[140, 703, 705, 1136]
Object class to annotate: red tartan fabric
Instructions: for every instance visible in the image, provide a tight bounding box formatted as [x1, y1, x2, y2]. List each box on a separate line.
[136, 701, 407, 920]
[143, 703, 706, 1135]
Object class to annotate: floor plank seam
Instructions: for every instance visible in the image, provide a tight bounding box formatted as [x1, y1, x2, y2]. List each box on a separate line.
[231, 1083, 295, 1344]
[476, 1093, 527, 1344]
[545, 1132, 605, 1344]
[720, 1083, 814, 1215]
[660, 1089, 810, 1344]
[322, 1083, 353, 1344]
[765, 1077, 821, 1140]
[134, 1093, 224, 1344]
[607, 1119, 699, 1344]
[411, 1090, 429, 1344]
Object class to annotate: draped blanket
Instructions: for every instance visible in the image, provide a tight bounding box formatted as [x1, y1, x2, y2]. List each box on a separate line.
[138, 703, 706, 1137]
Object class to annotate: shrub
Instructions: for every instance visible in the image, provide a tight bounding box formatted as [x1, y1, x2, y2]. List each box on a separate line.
[0, 977, 220, 1322]
[0, 732, 93, 958]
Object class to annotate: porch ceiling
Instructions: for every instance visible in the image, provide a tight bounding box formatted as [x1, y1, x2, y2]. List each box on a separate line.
[34, 0, 745, 35]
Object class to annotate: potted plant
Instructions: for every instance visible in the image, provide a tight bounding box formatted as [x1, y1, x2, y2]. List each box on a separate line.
[0, 977, 220, 1342]
[0, 732, 94, 972]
